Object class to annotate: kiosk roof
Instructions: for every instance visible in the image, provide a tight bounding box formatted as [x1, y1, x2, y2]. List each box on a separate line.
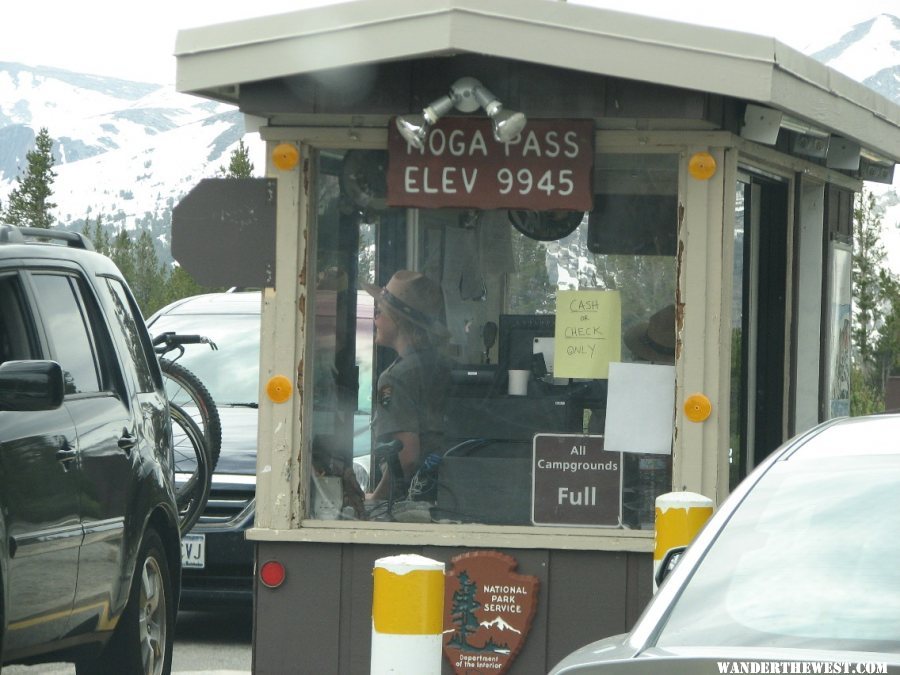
[175, 0, 900, 163]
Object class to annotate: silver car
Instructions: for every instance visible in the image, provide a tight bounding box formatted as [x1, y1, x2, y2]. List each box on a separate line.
[551, 414, 900, 674]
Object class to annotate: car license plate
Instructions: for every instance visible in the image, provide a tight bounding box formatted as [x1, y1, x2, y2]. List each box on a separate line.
[181, 533, 205, 569]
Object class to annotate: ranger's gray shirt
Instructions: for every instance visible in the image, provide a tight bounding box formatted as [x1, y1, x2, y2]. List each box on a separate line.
[373, 348, 451, 461]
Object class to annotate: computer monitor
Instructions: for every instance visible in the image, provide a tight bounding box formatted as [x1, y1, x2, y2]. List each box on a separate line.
[497, 313, 556, 373]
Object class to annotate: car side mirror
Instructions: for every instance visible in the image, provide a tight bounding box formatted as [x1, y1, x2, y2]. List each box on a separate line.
[0, 360, 65, 411]
[655, 545, 687, 588]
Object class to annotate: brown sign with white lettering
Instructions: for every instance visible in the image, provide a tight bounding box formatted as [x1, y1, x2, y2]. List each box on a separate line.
[443, 551, 539, 675]
[532, 434, 622, 526]
[387, 118, 594, 210]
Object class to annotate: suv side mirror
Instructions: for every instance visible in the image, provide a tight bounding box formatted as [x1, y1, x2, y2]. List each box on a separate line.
[655, 545, 687, 588]
[0, 361, 65, 411]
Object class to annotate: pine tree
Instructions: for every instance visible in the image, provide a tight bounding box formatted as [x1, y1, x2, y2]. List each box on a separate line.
[162, 266, 207, 308]
[3, 127, 57, 228]
[874, 274, 900, 381]
[219, 139, 255, 178]
[83, 214, 112, 253]
[448, 571, 482, 649]
[109, 228, 136, 284]
[850, 189, 898, 415]
[852, 189, 887, 372]
[131, 230, 168, 315]
[82, 213, 211, 316]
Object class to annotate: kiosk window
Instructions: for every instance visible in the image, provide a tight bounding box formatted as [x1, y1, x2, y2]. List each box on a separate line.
[307, 150, 677, 530]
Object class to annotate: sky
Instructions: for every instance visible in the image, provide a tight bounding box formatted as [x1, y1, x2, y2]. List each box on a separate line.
[1, 0, 899, 85]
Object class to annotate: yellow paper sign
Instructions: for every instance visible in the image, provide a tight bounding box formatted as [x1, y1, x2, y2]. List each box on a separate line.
[553, 290, 621, 378]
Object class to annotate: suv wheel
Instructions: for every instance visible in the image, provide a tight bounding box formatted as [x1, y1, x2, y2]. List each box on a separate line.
[78, 529, 174, 675]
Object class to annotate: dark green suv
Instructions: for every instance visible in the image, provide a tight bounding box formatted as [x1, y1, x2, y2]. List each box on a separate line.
[0, 225, 181, 674]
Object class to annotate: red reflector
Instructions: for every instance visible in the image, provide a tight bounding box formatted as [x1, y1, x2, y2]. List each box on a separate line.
[259, 560, 286, 588]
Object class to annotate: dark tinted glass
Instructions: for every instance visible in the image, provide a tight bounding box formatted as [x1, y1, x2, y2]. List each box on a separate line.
[0, 275, 36, 363]
[31, 274, 101, 394]
[106, 278, 157, 393]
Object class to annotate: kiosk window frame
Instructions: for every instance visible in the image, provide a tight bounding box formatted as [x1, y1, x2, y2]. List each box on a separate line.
[288, 129, 692, 550]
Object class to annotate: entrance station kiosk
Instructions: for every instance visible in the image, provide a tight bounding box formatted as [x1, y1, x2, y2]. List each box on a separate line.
[174, 1, 900, 671]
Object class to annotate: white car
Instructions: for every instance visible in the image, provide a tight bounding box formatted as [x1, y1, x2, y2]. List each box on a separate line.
[551, 414, 900, 674]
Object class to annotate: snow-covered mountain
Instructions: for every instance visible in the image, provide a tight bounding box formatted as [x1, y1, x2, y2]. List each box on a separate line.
[0, 13, 898, 267]
[0, 61, 263, 248]
[811, 14, 900, 100]
[810, 14, 900, 272]
[479, 616, 522, 634]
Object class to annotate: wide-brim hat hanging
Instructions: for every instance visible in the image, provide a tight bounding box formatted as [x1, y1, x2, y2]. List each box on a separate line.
[624, 304, 676, 364]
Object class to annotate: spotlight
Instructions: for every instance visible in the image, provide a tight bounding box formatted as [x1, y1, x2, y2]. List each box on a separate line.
[395, 77, 527, 149]
[395, 95, 455, 150]
[489, 108, 527, 143]
[465, 78, 526, 143]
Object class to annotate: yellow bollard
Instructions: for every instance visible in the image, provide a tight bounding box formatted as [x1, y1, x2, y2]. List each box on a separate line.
[654, 491, 713, 591]
[371, 554, 445, 674]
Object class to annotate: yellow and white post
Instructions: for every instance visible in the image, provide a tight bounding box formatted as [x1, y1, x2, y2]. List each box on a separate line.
[654, 491, 714, 591]
[371, 554, 445, 674]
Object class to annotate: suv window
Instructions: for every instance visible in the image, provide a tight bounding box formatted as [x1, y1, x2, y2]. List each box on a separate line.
[0, 274, 37, 364]
[105, 277, 160, 393]
[30, 273, 103, 395]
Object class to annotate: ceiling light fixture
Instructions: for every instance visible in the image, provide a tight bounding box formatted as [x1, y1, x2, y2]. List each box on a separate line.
[395, 76, 527, 150]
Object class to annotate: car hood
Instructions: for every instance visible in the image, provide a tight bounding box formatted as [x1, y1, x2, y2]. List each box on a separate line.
[216, 406, 258, 475]
[550, 642, 900, 674]
[549, 634, 636, 674]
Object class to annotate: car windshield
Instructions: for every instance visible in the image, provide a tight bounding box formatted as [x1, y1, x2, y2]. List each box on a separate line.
[655, 452, 900, 652]
[150, 313, 260, 407]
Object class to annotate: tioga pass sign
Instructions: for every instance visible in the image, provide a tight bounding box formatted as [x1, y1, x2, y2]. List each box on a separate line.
[387, 118, 593, 211]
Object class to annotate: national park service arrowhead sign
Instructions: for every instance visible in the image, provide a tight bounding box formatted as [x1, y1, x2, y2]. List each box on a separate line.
[443, 551, 539, 674]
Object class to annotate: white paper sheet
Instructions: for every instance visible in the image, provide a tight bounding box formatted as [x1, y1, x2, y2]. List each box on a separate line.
[604, 362, 675, 454]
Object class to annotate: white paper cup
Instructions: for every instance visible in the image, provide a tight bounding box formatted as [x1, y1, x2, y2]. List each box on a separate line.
[508, 369, 529, 396]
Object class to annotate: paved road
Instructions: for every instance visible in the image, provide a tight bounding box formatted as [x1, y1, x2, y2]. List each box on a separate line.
[4, 608, 253, 674]
[172, 609, 252, 674]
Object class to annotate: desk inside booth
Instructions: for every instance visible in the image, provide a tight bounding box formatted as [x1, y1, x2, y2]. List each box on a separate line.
[432, 312, 611, 526]
[321, 298, 674, 530]
[435, 389, 577, 525]
[427, 307, 672, 529]
[434, 370, 668, 528]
